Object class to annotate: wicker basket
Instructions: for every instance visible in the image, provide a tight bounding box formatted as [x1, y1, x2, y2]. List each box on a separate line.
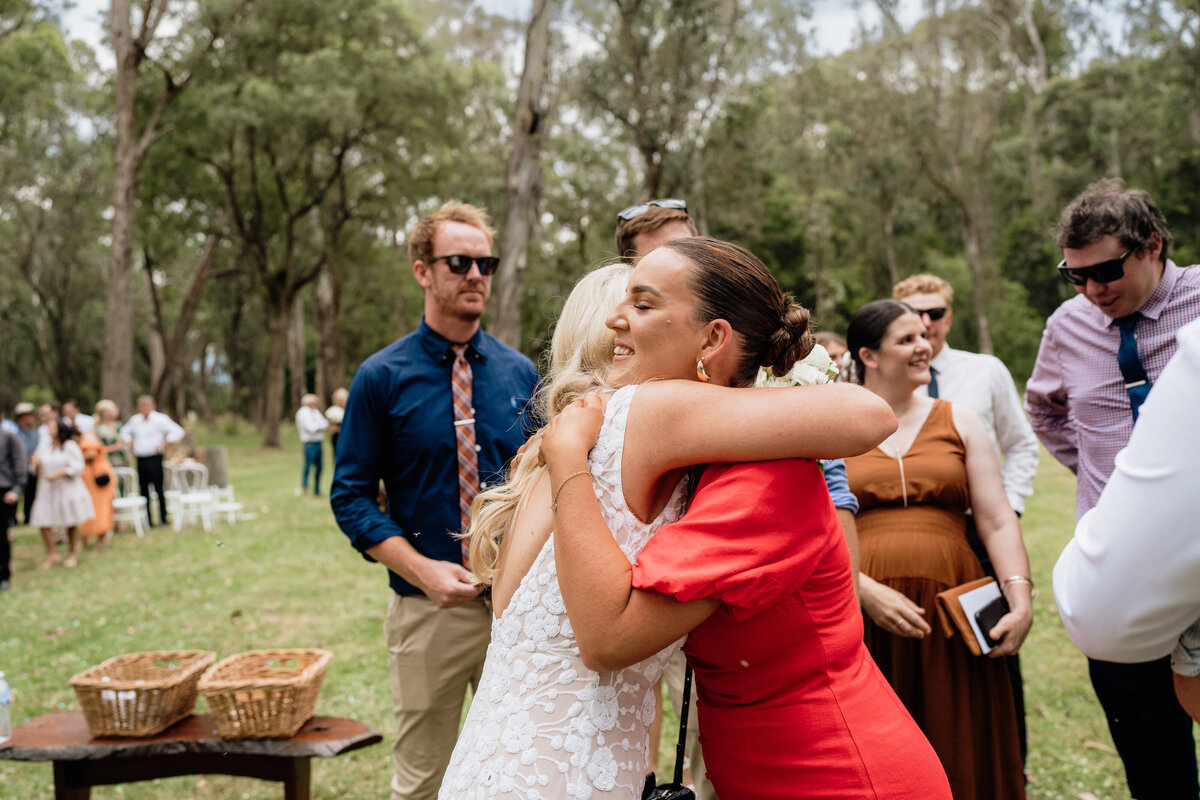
[198, 649, 333, 739]
[69, 650, 216, 737]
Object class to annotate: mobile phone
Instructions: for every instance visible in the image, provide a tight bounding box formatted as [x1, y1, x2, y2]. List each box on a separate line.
[974, 595, 1011, 649]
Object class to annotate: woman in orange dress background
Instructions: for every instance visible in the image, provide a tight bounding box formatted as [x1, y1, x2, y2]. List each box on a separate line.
[844, 299, 1033, 799]
[79, 428, 116, 545]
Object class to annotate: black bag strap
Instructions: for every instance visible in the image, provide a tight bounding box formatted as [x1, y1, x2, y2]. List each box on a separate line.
[671, 665, 692, 785]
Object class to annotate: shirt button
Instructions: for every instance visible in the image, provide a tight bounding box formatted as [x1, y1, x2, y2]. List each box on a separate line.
[475, 444, 481, 452]
[480, 481, 488, 489]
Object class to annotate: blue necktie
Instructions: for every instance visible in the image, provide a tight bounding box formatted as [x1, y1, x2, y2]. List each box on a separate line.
[1116, 314, 1151, 422]
[927, 366, 939, 399]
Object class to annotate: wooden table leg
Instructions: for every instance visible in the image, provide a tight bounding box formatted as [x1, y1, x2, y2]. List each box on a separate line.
[53, 761, 91, 800]
[284, 757, 312, 800]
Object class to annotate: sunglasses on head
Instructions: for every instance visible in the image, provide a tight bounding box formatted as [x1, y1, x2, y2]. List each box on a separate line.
[1057, 250, 1132, 286]
[916, 307, 948, 321]
[617, 198, 688, 221]
[431, 254, 500, 276]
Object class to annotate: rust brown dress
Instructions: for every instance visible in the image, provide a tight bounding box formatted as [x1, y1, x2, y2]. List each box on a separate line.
[845, 400, 1026, 800]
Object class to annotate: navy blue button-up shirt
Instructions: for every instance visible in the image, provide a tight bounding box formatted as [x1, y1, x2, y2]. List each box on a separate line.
[331, 319, 541, 596]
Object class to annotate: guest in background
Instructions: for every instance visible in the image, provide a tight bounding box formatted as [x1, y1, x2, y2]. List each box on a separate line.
[93, 400, 129, 469]
[121, 395, 184, 527]
[326, 388, 348, 456]
[815, 331, 849, 378]
[37, 401, 59, 450]
[13, 403, 39, 525]
[62, 399, 94, 435]
[30, 420, 94, 569]
[0, 417, 28, 591]
[844, 299, 1032, 800]
[79, 428, 116, 545]
[296, 393, 329, 497]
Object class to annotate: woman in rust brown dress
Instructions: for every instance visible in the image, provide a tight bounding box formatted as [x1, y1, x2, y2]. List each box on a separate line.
[844, 299, 1033, 800]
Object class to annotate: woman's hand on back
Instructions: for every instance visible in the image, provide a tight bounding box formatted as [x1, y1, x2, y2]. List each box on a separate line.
[540, 393, 607, 469]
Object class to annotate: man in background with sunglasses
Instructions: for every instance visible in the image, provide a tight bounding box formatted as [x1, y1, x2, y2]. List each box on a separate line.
[332, 201, 539, 800]
[1027, 179, 1200, 800]
[893, 272, 1039, 764]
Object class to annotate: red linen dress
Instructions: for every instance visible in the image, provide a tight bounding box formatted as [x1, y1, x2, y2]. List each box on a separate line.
[631, 459, 951, 800]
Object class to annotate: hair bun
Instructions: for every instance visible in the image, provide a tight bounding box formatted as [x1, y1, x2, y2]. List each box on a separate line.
[765, 301, 814, 377]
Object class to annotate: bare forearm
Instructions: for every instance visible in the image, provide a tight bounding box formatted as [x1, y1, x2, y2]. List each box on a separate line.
[836, 508, 860, 597]
[365, 535, 429, 589]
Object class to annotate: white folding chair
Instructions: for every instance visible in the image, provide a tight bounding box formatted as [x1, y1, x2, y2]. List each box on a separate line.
[211, 485, 245, 524]
[172, 463, 214, 532]
[111, 466, 147, 537]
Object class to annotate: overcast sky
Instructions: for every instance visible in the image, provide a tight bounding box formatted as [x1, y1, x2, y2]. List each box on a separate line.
[61, 0, 917, 64]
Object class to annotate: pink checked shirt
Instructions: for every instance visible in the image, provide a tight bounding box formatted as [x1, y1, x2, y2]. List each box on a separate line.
[1025, 261, 1200, 519]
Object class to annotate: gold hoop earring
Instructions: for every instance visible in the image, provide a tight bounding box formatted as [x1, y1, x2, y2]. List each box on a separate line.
[696, 359, 711, 383]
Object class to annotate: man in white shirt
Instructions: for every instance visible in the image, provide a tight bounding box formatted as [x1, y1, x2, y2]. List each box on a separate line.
[121, 395, 185, 527]
[62, 399, 94, 435]
[1054, 317, 1200, 723]
[894, 273, 1040, 762]
[295, 394, 329, 497]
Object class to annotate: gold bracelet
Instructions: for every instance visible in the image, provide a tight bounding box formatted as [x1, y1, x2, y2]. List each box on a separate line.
[1002, 576, 1033, 590]
[551, 470, 590, 512]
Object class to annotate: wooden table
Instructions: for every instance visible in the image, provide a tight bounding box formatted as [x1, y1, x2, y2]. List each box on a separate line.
[0, 712, 382, 799]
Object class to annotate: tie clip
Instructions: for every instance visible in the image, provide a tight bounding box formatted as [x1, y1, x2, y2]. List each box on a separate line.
[1124, 380, 1147, 389]
[454, 418, 476, 427]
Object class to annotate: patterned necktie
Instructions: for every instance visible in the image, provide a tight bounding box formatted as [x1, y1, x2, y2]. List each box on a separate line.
[451, 345, 479, 565]
[1116, 314, 1152, 422]
[927, 366, 940, 399]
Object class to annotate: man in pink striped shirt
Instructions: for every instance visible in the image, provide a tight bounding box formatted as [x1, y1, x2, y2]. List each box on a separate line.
[1027, 179, 1200, 800]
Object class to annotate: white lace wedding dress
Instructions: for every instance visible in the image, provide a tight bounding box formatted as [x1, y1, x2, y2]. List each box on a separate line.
[439, 385, 687, 800]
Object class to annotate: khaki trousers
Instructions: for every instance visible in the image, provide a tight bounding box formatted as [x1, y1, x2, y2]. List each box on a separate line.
[385, 592, 490, 800]
[663, 649, 719, 800]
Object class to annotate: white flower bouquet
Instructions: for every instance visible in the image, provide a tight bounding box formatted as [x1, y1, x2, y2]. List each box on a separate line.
[754, 344, 838, 388]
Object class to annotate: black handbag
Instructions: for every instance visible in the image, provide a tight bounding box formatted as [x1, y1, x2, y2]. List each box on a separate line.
[94, 473, 111, 487]
[643, 665, 697, 800]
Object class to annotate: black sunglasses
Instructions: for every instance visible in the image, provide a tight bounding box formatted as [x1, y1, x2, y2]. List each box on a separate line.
[617, 198, 687, 221]
[915, 307, 948, 321]
[431, 254, 500, 276]
[1057, 250, 1132, 286]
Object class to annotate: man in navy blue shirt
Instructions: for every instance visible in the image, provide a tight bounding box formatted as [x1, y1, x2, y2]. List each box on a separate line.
[331, 201, 539, 800]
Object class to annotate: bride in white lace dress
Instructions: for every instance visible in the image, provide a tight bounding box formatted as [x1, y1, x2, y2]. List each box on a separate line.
[439, 255, 896, 799]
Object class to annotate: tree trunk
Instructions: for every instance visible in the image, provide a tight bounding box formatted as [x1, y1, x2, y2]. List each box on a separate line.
[102, 0, 138, 415]
[492, 0, 556, 348]
[288, 292, 306, 409]
[262, 291, 290, 448]
[882, 201, 899, 287]
[313, 262, 344, 404]
[960, 207, 993, 355]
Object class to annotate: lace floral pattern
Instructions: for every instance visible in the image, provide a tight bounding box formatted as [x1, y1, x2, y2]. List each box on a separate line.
[1173, 618, 1200, 678]
[440, 386, 687, 799]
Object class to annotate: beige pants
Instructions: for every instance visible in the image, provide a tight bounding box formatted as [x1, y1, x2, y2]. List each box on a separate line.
[663, 649, 719, 800]
[385, 592, 490, 800]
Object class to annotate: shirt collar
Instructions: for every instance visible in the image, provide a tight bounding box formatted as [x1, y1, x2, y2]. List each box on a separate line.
[930, 344, 956, 370]
[1101, 259, 1179, 327]
[416, 318, 489, 365]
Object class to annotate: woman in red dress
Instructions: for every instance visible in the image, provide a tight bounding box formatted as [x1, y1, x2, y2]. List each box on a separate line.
[541, 238, 952, 799]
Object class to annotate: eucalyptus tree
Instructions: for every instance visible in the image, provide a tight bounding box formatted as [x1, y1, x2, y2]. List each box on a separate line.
[169, 0, 460, 447]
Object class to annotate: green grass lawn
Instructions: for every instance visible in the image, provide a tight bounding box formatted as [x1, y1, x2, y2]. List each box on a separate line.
[0, 433, 1195, 798]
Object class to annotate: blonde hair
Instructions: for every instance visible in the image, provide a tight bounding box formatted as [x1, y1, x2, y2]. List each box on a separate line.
[93, 399, 119, 420]
[892, 273, 954, 305]
[465, 262, 632, 584]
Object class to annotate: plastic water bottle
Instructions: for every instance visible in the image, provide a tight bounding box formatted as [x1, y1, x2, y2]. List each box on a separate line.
[0, 671, 11, 743]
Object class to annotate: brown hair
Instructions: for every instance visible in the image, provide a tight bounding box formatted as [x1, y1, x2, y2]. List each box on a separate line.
[846, 299, 915, 385]
[616, 204, 698, 263]
[408, 201, 497, 265]
[893, 273, 954, 305]
[665, 237, 813, 387]
[1056, 178, 1172, 264]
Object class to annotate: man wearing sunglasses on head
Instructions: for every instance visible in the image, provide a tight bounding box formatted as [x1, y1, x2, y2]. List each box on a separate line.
[1026, 178, 1200, 800]
[331, 201, 540, 800]
[892, 272, 1039, 765]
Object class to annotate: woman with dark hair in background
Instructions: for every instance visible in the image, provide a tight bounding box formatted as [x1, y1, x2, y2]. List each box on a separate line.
[844, 299, 1032, 800]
